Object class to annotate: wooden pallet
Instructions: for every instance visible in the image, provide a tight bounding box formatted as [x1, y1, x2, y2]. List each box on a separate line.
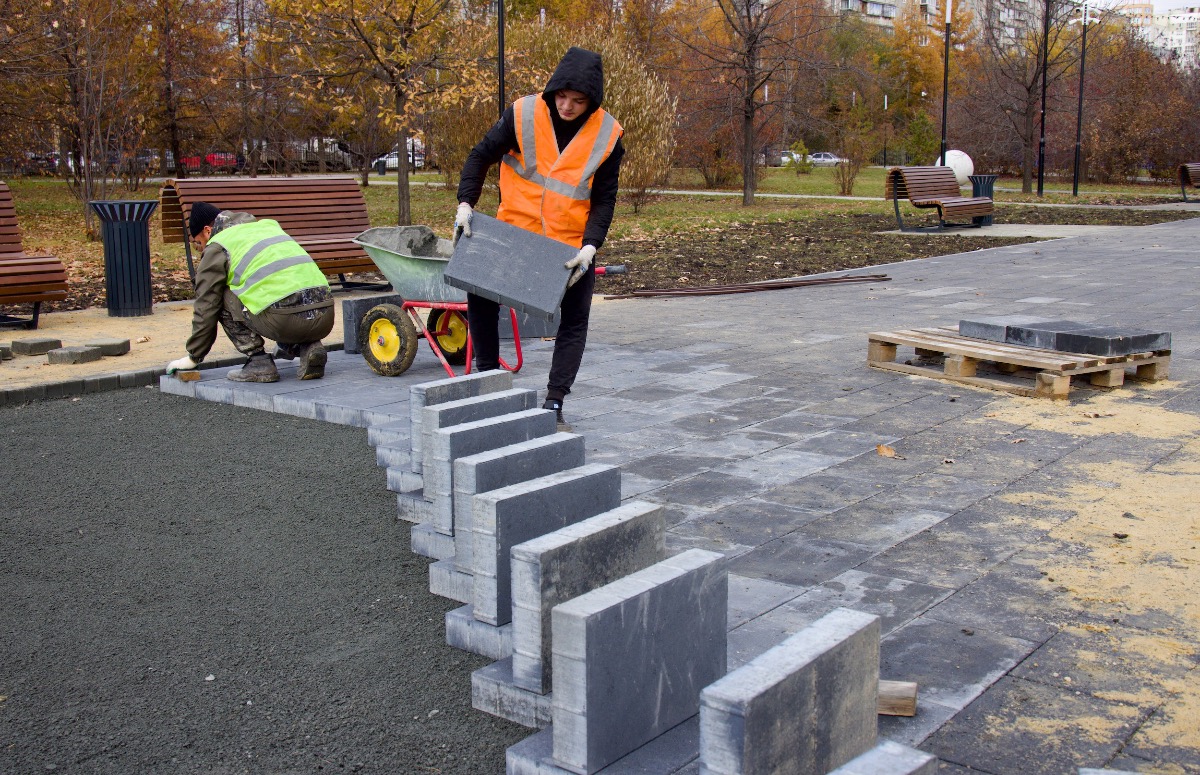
[867, 327, 1171, 399]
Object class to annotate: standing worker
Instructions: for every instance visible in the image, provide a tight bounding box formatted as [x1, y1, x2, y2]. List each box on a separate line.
[165, 203, 334, 383]
[454, 46, 625, 427]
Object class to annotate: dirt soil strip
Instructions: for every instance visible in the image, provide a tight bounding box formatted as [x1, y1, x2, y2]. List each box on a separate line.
[0, 390, 528, 774]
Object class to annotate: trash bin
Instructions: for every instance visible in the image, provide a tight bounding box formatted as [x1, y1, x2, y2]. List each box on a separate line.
[374, 159, 388, 176]
[89, 200, 159, 317]
[968, 174, 998, 226]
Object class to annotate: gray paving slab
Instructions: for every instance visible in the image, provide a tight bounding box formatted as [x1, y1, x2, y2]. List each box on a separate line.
[443, 212, 576, 320]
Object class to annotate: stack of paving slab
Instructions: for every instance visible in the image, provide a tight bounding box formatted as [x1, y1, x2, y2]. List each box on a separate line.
[958, 316, 1170, 356]
[364, 371, 939, 775]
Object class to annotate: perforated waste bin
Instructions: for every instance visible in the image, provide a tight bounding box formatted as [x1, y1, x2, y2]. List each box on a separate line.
[89, 200, 159, 317]
[968, 174, 998, 226]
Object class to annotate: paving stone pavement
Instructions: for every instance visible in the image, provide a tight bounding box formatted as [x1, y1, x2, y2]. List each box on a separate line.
[154, 218, 1200, 773]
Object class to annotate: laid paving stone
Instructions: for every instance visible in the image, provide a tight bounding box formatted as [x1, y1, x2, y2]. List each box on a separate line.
[826, 740, 937, 774]
[728, 534, 875, 588]
[880, 617, 1038, 712]
[545, 549, 727, 774]
[700, 608, 880, 775]
[511, 501, 667, 694]
[47, 346, 103, 365]
[924, 676, 1144, 775]
[472, 463, 623, 626]
[11, 337, 62, 356]
[83, 337, 131, 356]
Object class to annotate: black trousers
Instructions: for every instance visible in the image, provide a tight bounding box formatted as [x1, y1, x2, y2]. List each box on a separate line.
[467, 265, 595, 403]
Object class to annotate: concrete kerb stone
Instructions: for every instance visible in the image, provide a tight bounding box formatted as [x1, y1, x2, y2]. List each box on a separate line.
[825, 741, 938, 775]
[410, 370, 514, 474]
[418, 408, 558, 533]
[507, 716, 701, 775]
[472, 463, 623, 627]
[421, 389, 541, 533]
[474, 657, 553, 729]
[430, 558, 474, 601]
[0, 343, 13, 360]
[412, 524, 456, 563]
[446, 605, 514, 660]
[547, 549, 728, 775]
[699, 607, 880, 775]
[510, 501, 668, 695]
[454, 433, 586, 574]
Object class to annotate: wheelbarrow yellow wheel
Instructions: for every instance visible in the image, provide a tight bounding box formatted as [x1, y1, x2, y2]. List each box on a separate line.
[360, 303, 418, 376]
[427, 309, 469, 365]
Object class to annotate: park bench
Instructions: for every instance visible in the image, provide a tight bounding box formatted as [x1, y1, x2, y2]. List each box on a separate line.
[0, 181, 69, 329]
[885, 166, 993, 232]
[158, 176, 386, 289]
[1179, 163, 1200, 202]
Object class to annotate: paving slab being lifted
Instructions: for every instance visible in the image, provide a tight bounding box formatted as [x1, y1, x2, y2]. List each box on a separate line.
[444, 212, 577, 321]
[958, 316, 1171, 356]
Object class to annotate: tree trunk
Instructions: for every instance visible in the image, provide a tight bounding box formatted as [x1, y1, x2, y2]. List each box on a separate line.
[1022, 103, 1035, 193]
[742, 66, 757, 206]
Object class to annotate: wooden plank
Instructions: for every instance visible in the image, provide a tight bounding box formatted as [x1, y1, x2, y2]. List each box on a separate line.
[868, 359, 1041, 399]
[878, 680, 918, 717]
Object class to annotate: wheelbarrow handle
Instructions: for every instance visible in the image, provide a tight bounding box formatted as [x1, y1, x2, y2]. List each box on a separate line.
[595, 264, 627, 276]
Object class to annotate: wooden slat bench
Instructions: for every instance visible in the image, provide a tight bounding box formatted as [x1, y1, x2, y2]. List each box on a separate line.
[867, 327, 1170, 399]
[885, 166, 994, 232]
[0, 181, 69, 329]
[1179, 163, 1200, 202]
[159, 176, 386, 289]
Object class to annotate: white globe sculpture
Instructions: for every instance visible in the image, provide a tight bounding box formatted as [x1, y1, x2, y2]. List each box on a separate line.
[936, 150, 974, 185]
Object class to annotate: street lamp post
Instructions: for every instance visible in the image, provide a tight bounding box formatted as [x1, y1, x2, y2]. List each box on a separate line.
[497, 0, 506, 119]
[1072, 0, 1089, 196]
[1037, 0, 1052, 196]
[940, 0, 951, 165]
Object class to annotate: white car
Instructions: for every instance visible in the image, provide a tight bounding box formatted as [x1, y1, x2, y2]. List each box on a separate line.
[373, 150, 424, 170]
[779, 150, 804, 166]
[807, 152, 845, 167]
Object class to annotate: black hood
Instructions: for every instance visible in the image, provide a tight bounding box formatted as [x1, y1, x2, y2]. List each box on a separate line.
[542, 47, 604, 109]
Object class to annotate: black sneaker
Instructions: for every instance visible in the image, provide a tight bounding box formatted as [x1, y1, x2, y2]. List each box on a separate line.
[542, 399, 570, 431]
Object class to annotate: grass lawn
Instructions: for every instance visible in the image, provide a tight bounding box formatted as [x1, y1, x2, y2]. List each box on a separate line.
[1, 170, 1193, 311]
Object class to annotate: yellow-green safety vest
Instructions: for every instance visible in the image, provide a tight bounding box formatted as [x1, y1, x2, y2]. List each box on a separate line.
[209, 219, 328, 315]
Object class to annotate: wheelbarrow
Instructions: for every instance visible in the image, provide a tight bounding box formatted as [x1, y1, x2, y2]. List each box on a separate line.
[352, 226, 522, 377]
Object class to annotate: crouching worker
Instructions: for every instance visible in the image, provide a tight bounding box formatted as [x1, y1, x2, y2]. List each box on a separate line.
[165, 202, 334, 382]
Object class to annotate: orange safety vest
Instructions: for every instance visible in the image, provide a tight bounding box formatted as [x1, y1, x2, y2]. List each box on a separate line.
[497, 95, 623, 248]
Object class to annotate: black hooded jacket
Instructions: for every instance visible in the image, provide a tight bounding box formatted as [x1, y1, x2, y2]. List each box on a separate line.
[457, 47, 625, 249]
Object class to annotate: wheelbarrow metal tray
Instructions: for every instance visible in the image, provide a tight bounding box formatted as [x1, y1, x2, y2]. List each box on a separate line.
[353, 226, 467, 303]
[443, 212, 575, 321]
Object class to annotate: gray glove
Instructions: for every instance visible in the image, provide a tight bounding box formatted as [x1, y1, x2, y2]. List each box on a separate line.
[453, 202, 473, 245]
[565, 245, 596, 288]
[166, 355, 197, 374]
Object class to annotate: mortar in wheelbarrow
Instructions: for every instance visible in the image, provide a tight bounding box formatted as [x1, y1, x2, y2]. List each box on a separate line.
[353, 226, 467, 303]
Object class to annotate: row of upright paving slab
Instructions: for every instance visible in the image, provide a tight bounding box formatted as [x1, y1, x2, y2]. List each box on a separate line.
[371, 369, 938, 775]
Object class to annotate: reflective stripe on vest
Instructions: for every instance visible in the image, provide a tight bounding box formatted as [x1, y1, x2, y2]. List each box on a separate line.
[497, 95, 623, 247]
[209, 219, 329, 315]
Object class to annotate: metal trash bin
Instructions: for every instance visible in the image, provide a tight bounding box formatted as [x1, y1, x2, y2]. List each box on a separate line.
[89, 200, 159, 317]
[968, 174, 998, 226]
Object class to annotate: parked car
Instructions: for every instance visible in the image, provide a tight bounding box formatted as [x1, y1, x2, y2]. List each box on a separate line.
[807, 152, 845, 167]
[779, 150, 805, 166]
[373, 150, 424, 171]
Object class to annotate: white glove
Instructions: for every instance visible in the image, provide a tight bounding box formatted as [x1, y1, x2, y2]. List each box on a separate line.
[565, 245, 596, 288]
[453, 202, 473, 244]
[166, 355, 197, 374]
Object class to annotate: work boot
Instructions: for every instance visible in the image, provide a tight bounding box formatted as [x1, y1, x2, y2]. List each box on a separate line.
[227, 352, 279, 383]
[296, 341, 327, 380]
[543, 398, 571, 432]
[273, 343, 300, 361]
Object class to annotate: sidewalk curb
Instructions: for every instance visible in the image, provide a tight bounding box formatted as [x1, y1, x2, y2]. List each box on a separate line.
[0, 343, 346, 407]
